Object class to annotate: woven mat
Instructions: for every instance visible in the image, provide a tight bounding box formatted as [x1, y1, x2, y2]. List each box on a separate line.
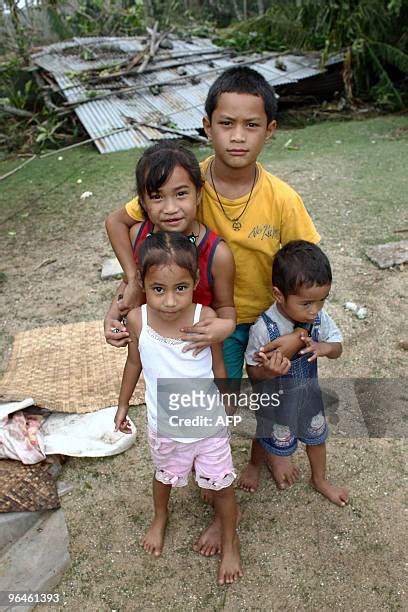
[0, 320, 145, 413]
[0, 459, 60, 513]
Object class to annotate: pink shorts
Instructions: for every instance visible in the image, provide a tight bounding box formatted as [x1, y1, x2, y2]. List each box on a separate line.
[148, 428, 236, 490]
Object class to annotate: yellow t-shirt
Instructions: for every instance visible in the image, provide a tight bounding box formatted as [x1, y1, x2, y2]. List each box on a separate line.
[125, 156, 320, 324]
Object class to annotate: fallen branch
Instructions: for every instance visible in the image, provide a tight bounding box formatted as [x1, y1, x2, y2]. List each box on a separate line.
[87, 51, 226, 83]
[2, 105, 34, 118]
[62, 53, 280, 110]
[0, 155, 36, 181]
[34, 257, 57, 270]
[39, 127, 131, 158]
[73, 37, 99, 60]
[137, 23, 173, 75]
[33, 70, 62, 112]
[78, 48, 224, 84]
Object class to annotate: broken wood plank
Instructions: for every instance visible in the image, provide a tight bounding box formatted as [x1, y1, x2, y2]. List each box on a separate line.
[131, 120, 207, 142]
[0, 156, 36, 181]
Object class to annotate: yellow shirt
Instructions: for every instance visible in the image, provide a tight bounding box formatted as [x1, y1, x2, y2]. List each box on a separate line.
[125, 156, 320, 324]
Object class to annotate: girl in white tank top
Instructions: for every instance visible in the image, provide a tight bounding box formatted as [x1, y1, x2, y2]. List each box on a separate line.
[114, 232, 242, 586]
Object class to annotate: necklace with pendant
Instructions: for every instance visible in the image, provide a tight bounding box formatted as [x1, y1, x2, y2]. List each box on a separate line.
[186, 221, 200, 244]
[209, 160, 257, 231]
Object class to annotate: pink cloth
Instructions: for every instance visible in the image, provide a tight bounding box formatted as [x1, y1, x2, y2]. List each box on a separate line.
[148, 428, 236, 490]
[0, 410, 45, 464]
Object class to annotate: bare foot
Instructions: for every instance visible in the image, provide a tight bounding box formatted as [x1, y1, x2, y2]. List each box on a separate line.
[266, 455, 299, 489]
[201, 488, 215, 506]
[193, 517, 222, 557]
[237, 462, 261, 493]
[193, 510, 241, 557]
[217, 536, 243, 586]
[142, 514, 167, 556]
[310, 477, 349, 507]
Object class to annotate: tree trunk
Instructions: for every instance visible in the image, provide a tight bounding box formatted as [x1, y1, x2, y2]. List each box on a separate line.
[256, 0, 265, 16]
[231, 0, 242, 21]
[4, 0, 29, 62]
[143, 0, 154, 22]
[342, 46, 354, 101]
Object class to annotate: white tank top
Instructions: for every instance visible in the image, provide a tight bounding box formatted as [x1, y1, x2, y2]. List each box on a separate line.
[139, 304, 222, 441]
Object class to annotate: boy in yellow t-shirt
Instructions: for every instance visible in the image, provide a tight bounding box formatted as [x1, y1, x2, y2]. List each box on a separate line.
[105, 66, 320, 495]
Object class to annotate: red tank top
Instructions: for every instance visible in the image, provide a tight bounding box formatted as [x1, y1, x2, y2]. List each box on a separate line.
[132, 221, 222, 306]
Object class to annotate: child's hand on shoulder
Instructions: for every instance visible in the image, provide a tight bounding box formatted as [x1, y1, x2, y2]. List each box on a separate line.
[180, 317, 235, 355]
[257, 349, 291, 376]
[114, 405, 132, 433]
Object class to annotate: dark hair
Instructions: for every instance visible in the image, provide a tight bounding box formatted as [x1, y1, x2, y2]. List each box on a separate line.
[136, 141, 203, 205]
[272, 241, 332, 297]
[205, 66, 278, 123]
[138, 231, 198, 283]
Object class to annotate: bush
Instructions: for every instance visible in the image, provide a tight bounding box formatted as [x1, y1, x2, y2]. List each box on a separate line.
[216, 0, 408, 110]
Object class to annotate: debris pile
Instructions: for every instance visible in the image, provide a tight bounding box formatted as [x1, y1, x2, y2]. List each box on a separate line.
[30, 30, 343, 153]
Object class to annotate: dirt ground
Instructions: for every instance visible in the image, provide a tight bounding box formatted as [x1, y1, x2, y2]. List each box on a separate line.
[0, 115, 407, 610]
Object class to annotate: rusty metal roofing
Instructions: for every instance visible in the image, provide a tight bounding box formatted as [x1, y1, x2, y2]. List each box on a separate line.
[32, 36, 342, 153]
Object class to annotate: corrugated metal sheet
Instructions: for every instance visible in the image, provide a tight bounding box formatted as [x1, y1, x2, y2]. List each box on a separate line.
[32, 37, 342, 153]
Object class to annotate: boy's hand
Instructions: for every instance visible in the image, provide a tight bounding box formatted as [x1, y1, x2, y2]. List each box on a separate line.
[104, 318, 130, 348]
[114, 405, 132, 433]
[257, 349, 291, 376]
[117, 280, 139, 317]
[180, 318, 235, 356]
[255, 328, 304, 362]
[299, 336, 330, 362]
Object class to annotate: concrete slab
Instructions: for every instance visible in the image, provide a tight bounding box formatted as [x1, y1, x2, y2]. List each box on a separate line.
[0, 512, 40, 552]
[101, 257, 123, 280]
[365, 239, 408, 268]
[0, 509, 70, 612]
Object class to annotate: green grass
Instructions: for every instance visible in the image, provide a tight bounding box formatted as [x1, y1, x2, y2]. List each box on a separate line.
[261, 115, 407, 214]
[1, 115, 406, 237]
[263, 115, 407, 160]
[260, 115, 407, 247]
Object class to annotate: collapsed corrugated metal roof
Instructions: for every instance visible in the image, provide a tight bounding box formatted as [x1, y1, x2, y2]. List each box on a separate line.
[31, 35, 342, 153]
